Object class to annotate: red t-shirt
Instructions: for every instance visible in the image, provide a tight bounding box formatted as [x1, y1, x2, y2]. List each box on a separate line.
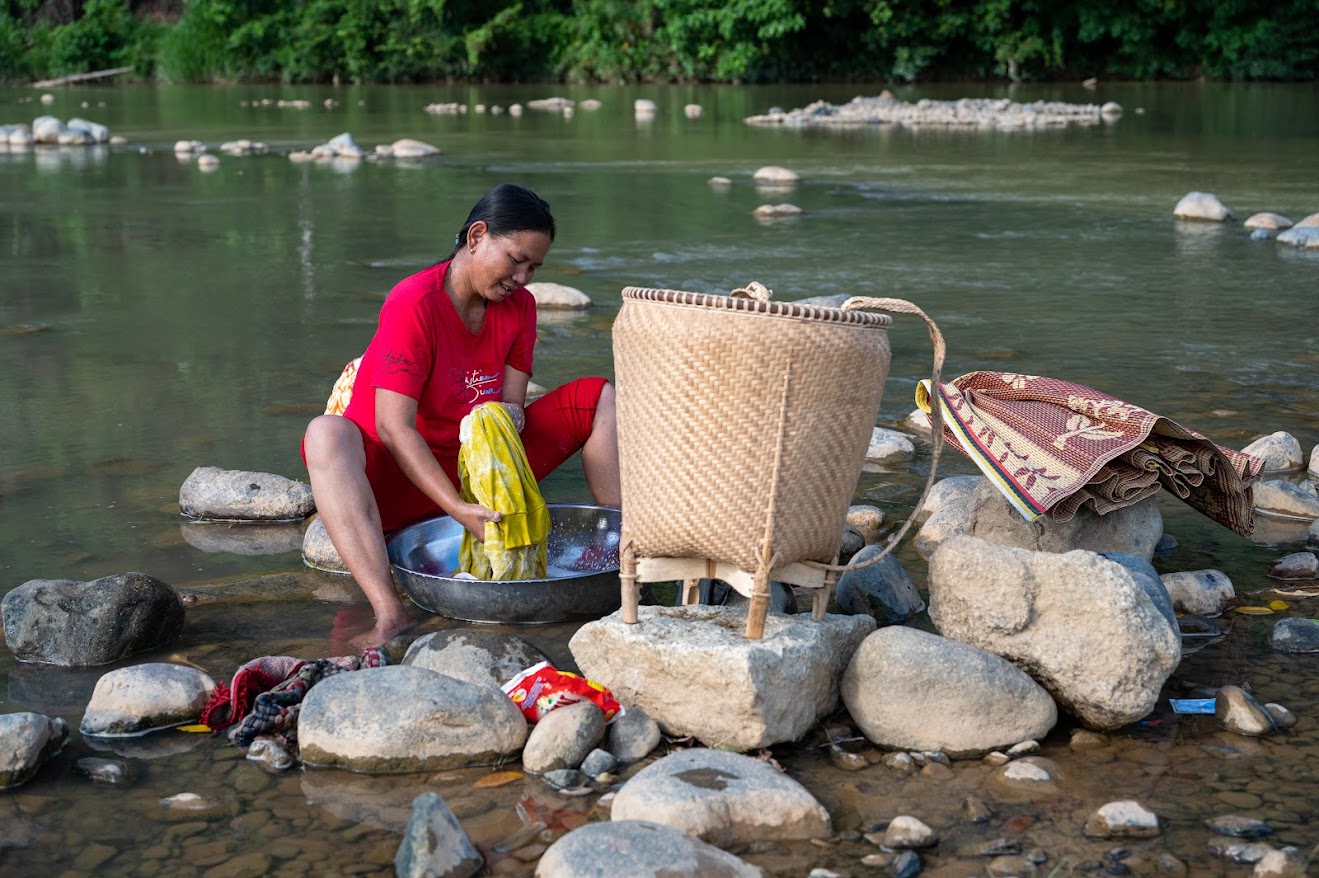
[343, 261, 537, 459]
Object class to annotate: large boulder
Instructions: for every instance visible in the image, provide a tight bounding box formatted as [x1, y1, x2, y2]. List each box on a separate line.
[537, 821, 763, 878]
[2, 572, 185, 666]
[919, 479, 1163, 561]
[570, 606, 874, 751]
[610, 748, 829, 845]
[80, 663, 216, 737]
[401, 630, 549, 690]
[842, 626, 1056, 757]
[299, 666, 528, 772]
[180, 466, 315, 521]
[927, 536, 1180, 730]
[0, 713, 68, 790]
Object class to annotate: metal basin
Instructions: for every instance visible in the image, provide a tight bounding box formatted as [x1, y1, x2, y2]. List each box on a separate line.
[386, 504, 622, 624]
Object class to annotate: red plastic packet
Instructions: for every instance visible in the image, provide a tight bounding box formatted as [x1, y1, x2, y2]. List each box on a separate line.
[501, 661, 624, 724]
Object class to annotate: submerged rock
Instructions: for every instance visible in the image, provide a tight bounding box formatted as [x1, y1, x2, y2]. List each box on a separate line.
[538, 820, 762, 877]
[1206, 815, 1273, 839]
[395, 792, 483, 878]
[0, 713, 68, 789]
[842, 626, 1056, 757]
[1084, 801, 1160, 838]
[846, 504, 886, 543]
[1276, 226, 1319, 249]
[2, 572, 184, 666]
[610, 748, 830, 845]
[75, 756, 131, 785]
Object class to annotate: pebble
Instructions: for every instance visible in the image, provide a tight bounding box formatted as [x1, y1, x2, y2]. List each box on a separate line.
[963, 796, 993, 823]
[883, 752, 916, 773]
[882, 815, 937, 849]
[1206, 815, 1272, 838]
[1006, 740, 1040, 758]
[828, 745, 870, 771]
[75, 757, 131, 785]
[1263, 703, 1296, 728]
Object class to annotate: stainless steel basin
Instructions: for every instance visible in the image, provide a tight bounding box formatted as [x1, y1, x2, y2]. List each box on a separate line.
[386, 504, 622, 624]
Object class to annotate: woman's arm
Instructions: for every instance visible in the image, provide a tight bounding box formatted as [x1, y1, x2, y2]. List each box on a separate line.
[501, 366, 530, 432]
[375, 387, 498, 538]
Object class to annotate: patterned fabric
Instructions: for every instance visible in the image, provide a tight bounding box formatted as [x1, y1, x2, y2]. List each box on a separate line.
[201, 655, 305, 731]
[324, 357, 362, 416]
[225, 647, 389, 748]
[916, 371, 1265, 536]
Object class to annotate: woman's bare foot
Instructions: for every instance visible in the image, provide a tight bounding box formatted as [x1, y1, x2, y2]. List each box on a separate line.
[331, 604, 421, 655]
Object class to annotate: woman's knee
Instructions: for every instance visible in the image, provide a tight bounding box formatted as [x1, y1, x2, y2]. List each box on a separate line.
[303, 415, 362, 468]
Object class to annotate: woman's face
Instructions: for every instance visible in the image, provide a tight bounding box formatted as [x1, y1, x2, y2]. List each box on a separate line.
[463, 222, 552, 303]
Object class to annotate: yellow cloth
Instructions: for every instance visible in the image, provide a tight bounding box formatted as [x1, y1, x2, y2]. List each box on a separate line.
[456, 403, 550, 580]
[324, 357, 361, 416]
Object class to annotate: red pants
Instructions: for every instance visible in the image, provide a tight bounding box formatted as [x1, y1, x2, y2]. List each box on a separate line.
[352, 376, 607, 532]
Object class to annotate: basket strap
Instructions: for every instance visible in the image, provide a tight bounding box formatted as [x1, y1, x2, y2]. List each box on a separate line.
[805, 297, 947, 575]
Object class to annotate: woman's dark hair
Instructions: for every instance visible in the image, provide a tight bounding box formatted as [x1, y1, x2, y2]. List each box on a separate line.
[449, 184, 555, 259]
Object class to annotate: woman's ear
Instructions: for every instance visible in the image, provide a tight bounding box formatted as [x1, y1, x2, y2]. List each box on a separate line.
[466, 220, 488, 252]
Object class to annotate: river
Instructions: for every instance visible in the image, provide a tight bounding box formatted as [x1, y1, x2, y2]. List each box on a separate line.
[1, 81, 1317, 876]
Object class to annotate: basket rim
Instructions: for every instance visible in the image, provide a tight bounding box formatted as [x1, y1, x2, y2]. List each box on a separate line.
[621, 287, 892, 327]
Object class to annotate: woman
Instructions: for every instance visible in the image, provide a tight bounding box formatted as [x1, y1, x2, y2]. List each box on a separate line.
[303, 184, 621, 646]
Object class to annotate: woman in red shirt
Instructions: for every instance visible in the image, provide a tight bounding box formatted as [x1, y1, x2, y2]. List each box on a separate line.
[303, 184, 620, 645]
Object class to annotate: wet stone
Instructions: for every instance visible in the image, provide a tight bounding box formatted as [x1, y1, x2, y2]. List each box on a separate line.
[580, 748, 617, 778]
[1253, 847, 1307, 878]
[1216, 685, 1277, 736]
[829, 745, 870, 771]
[203, 852, 272, 878]
[988, 855, 1035, 876]
[1206, 814, 1272, 838]
[974, 838, 1020, 856]
[920, 761, 953, 780]
[1217, 790, 1265, 809]
[884, 752, 916, 773]
[1263, 703, 1296, 729]
[1268, 618, 1319, 653]
[883, 815, 937, 850]
[1007, 740, 1040, 758]
[964, 796, 992, 823]
[1268, 552, 1317, 580]
[1156, 852, 1188, 876]
[1208, 838, 1275, 864]
[1070, 730, 1110, 750]
[1084, 800, 1160, 838]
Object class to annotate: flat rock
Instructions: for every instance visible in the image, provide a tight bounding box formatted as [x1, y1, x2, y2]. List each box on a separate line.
[299, 666, 528, 772]
[753, 165, 800, 184]
[2, 572, 185, 666]
[81, 663, 216, 737]
[1243, 212, 1293, 231]
[1254, 480, 1319, 519]
[536, 820, 763, 877]
[842, 626, 1056, 758]
[570, 606, 874, 751]
[610, 748, 830, 845]
[401, 630, 548, 690]
[180, 465, 315, 521]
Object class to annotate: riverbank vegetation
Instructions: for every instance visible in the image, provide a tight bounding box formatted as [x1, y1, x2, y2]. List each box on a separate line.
[3, 0, 1317, 85]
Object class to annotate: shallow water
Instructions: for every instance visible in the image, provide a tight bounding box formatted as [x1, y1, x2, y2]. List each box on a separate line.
[1, 81, 1318, 875]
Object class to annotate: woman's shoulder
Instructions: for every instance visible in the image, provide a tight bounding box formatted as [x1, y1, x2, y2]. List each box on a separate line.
[388, 263, 445, 302]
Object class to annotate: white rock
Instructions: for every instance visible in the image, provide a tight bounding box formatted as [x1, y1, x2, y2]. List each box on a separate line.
[883, 815, 937, 849]
[753, 165, 800, 184]
[684, 104, 703, 118]
[32, 115, 64, 143]
[538, 821, 762, 877]
[0, 713, 68, 789]
[1241, 431, 1303, 471]
[579, 99, 603, 111]
[1254, 480, 1319, 520]
[180, 465, 315, 521]
[1310, 446, 1319, 479]
[401, 630, 547, 690]
[610, 748, 830, 845]
[525, 281, 591, 309]
[904, 407, 932, 435]
[842, 626, 1057, 758]
[1295, 212, 1319, 227]
[299, 666, 528, 772]
[1084, 800, 1160, 838]
[708, 176, 732, 188]
[66, 117, 109, 143]
[508, 103, 523, 117]
[634, 99, 657, 115]
[1253, 847, 1307, 878]
[1159, 569, 1235, 616]
[1100, 101, 1123, 116]
[928, 536, 1180, 730]
[914, 475, 981, 525]
[865, 427, 915, 464]
[81, 664, 217, 737]
[1276, 227, 1319, 249]
[1173, 191, 1234, 222]
[302, 515, 348, 573]
[753, 203, 803, 218]
[390, 138, 440, 158]
[1243, 212, 1293, 231]
[570, 606, 874, 751]
[197, 154, 220, 171]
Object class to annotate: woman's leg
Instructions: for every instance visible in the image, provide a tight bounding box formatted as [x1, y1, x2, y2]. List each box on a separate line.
[523, 377, 621, 506]
[302, 415, 412, 642]
[581, 381, 621, 506]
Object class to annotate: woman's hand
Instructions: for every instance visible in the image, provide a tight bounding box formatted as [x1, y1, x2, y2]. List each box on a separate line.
[500, 402, 526, 432]
[452, 501, 501, 541]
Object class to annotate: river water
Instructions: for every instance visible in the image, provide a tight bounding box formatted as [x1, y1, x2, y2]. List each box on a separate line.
[1, 82, 1317, 876]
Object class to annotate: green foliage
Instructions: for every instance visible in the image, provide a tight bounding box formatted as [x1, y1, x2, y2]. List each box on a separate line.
[4, 0, 1316, 84]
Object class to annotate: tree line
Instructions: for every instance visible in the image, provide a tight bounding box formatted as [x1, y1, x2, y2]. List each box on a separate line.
[3, 0, 1316, 85]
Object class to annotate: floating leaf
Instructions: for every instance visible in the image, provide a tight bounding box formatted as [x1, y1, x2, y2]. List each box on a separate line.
[177, 724, 211, 733]
[1268, 600, 1291, 611]
[474, 770, 524, 789]
[1233, 606, 1275, 615]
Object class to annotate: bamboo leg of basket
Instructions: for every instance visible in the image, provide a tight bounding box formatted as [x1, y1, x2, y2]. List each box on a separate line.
[814, 568, 839, 620]
[620, 540, 640, 624]
[681, 578, 701, 606]
[745, 541, 775, 639]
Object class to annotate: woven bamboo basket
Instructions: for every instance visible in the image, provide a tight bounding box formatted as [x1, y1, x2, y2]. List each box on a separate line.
[612, 284, 945, 638]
